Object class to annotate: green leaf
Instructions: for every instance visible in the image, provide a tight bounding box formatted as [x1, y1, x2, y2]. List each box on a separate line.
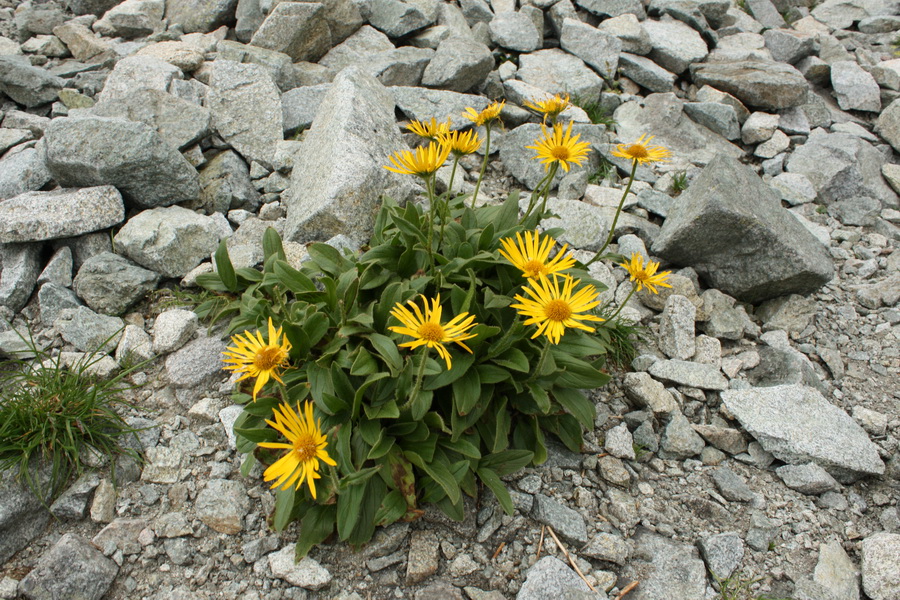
[527, 382, 551, 413]
[273, 260, 316, 294]
[272, 485, 296, 532]
[352, 372, 391, 419]
[308, 242, 349, 276]
[480, 449, 535, 476]
[367, 434, 395, 460]
[359, 244, 403, 265]
[493, 347, 530, 372]
[364, 399, 400, 420]
[374, 489, 408, 526]
[337, 479, 366, 540]
[452, 369, 481, 416]
[477, 467, 515, 515]
[408, 388, 433, 421]
[439, 435, 481, 459]
[368, 333, 402, 374]
[495, 189, 521, 230]
[549, 413, 584, 453]
[553, 387, 596, 429]
[239, 453, 257, 477]
[214, 239, 238, 292]
[233, 425, 278, 444]
[552, 352, 611, 389]
[295, 505, 336, 559]
[476, 364, 510, 384]
[262, 227, 286, 262]
[407, 451, 461, 505]
[392, 214, 427, 243]
[423, 351, 474, 391]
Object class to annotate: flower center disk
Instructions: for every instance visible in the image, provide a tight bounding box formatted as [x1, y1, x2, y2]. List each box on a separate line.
[551, 147, 571, 161]
[626, 144, 648, 159]
[417, 322, 445, 342]
[544, 299, 572, 322]
[294, 437, 318, 462]
[254, 345, 286, 371]
[523, 259, 546, 277]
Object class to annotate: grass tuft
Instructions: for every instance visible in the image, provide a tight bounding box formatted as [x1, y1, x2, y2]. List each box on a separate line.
[571, 96, 617, 129]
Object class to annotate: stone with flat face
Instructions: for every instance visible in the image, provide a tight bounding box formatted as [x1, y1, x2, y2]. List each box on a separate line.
[690, 60, 808, 110]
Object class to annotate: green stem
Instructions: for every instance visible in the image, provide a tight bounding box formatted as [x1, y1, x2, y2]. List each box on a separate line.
[440, 157, 460, 251]
[447, 156, 459, 195]
[471, 124, 492, 209]
[424, 174, 436, 272]
[606, 285, 637, 322]
[521, 170, 553, 225]
[402, 347, 430, 412]
[529, 340, 551, 381]
[586, 159, 638, 267]
[537, 162, 559, 216]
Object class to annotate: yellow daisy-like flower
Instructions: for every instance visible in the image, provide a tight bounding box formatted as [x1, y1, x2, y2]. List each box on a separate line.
[388, 294, 478, 370]
[526, 120, 592, 172]
[498, 230, 576, 279]
[258, 401, 337, 499]
[511, 274, 604, 345]
[463, 100, 505, 127]
[619, 253, 673, 295]
[438, 129, 483, 157]
[610, 134, 670, 164]
[406, 117, 452, 141]
[384, 141, 451, 177]
[222, 317, 291, 401]
[524, 93, 571, 123]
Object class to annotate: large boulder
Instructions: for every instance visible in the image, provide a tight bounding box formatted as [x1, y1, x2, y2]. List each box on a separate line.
[651, 155, 834, 303]
[283, 67, 414, 245]
[516, 48, 604, 103]
[73, 252, 160, 315]
[421, 35, 493, 93]
[91, 88, 211, 150]
[0, 186, 124, 243]
[0, 56, 64, 107]
[619, 529, 708, 599]
[250, 1, 332, 62]
[0, 143, 52, 200]
[43, 116, 200, 209]
[18, 533, 118, 600]
[0, 467, 50, 564]
[0, 242, 42, 312]
[690, 60, 808, 110]
[165, 0, 239, 33]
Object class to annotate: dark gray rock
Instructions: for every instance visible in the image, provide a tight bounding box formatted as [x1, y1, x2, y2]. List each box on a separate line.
[195, 150, 259, 214]
[0, 242, 41, 312]
[250, 1, 332, 63]
[38, 282, 82, 326]
[282, 84, 331, 137]
[531, 494, 588, 545]
[421, 35, 493, 93]
[763, 28, 817, 65]
[0, 466, 50, 564]
[19, 533, 118, 600]
[49, 471, 100, 520]
[284, 67, 414, 245]
[721, 384, 885, 481]
[620, 529, 707, 599]
[44, 116, 199, 210]
[683, 101, 741, 140]
[54, 306, 124, 352]
[0, 56, 64, 107]
[73, 252, 160, 316]
[652, 155, 833, 303]
[0, 143, 52, 201]
[368, 0, 433, 38]
[165, 0, 239, 33]
[516, 556, 593, 600]
[65, 0, 121, 16]
[711, 466, 755, 503]
[690, 60, 808, 110]
[0, 187, 124, 244]
[747, 344, 822, 391]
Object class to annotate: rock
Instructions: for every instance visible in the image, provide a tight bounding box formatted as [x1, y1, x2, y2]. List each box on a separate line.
[861, 533, 900, 600]
[851, 406, 888, 437]
[136, 41, 205, 72]
[500, 123, 607, 190]
[517, 49, 604, 104]
[0, 242, 41, 312]
[683, 101, 740, 140]
[692, 425, 747, 455]
[711, 466, 756, 503]
[690, 60, 808, 110]
[598, 13, 652, 55]
[0, 143, 52, 200]
[582, 532, 632, 565]
[812, 540, 860, 600]
[281, 84, 330, 137]
[741, 111, 779, 144]
[623, 371, 678, 415]
[49, 471, 100, 521]
[658, 294, 696, 360]
[38, 283, 81, 326]
[641, 18, 707, 75]
[195, 479, 249, 534]
[72, 252, 159, 316]
[769, 172, 816, 206]
[92, 517, 147, 555]
[195, 150, 259, 214]
[560, 18, 621, 80]
[764, 28, 816, 65]
[776, 463, 840, 495]
[93, 0, 164, 38]
[652, 156, 834, 303]
[319, 25, 394, 73]
[406, 530, 440, 585]
[114, 206, 222, 278]
[490, 11, 541, 53]
[699, 532, 744, 580]
[0, 186, 124, 244]
[830, 60, 880, 113]
[365, 46, 434, 87]
[269, 546, 333, 589]
[44, 116, 199, 209]
[660, 412, 706, 458]
[165, 0, 239, 33]
[115, 324, 155, 366]
[141, 446, 183, 484]
[621, 529, 707, 599]
[92, 88, 211, 151]
[532, 494, 588, 545]
[516, 556, 592, 600]
[0, 56, 64, 107]
[54, 306, 123, 352]
[52, 22, 110, 61]
[0, 467, 50, 564]
[721, 384, 885, 481]
[875, 98, 900, 155]
[152, 309, 198, 355]
[18, 533, 117, 600]
[368, 0, 432, 38]
[648, 359, 727, 390]
[250, 2, 332, 62]
[165, 334, 228, 389]
[605, 423, 636, 460]
[421, 35, 493, 93]
[284, 67, 414, 245]
[97, 56, 182, 105]
[216, 40, 297, 92]
[577, 0, 646, 18]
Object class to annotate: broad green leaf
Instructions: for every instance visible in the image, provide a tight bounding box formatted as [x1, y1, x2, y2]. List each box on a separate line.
[477, 467, 514, 515]
[295, 505, 336, 559]
[273, 260, 316, 293]
[479, 449, 534, 476]
[423, 351, 474, 390]
[493, 347, 530, 372]
[452, 369, 481, 415]
[308, 242, 349, 276]
[553, 387, 596, 429]
[262, 227, 286, 262]
[337, 477, 366, 540]
[527, 382, 551, 413]
[214, 239, 238, 292]
[273, 485, 296, 532]
[368, 333, 403, 374]
[407, 451, 460, 505]
[374, 489, 408, 526]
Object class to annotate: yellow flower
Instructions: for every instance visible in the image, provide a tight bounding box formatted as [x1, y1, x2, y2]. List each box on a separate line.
[406, 117, 452, 141]
[463, 100, 505, 127]
[438, 129, 483, 157]
[524, 93, 571, 123]
[384, 141, 451, 177]
[258, 401, 337, 499]
[388, 294, 478, 369]
[498, 230, 576, 279]
[619, 253, 673, 294]
[526, 121, 592, 172]
[610, 134, 670, 164]
[222, 317, 291, 401]
[511, 274, 604, 345]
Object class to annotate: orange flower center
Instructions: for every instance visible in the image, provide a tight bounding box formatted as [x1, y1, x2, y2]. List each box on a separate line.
[626, 144, 649, 159]
[551, 146, 571, 161]
[293, 437, 318, 462]
[254, 345, 286, 371]
[544, 299, 572, 322]
[523, 259, 546, 277]
[418, 322, 445, 342]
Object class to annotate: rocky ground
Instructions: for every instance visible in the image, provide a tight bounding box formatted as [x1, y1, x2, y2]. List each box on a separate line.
[0, 0, 898, 598]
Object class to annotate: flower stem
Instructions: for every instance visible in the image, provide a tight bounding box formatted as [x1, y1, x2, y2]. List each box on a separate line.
[521, 169, 554, 225]
[471, 124, 492, 209]
[606, 285, 637, 322]
[586, 158, 638, 267]
[424, 174, 436, 272]
[440, 157, 460, 250]
[403, 347, 430, 412]
[537, 162, 559, 216]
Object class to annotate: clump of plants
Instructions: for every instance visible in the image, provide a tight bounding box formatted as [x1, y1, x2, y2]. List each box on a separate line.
[197, 95, 672, 556]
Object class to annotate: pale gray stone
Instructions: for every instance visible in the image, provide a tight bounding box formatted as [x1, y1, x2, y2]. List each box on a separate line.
[196, 150, 260, 214]
[0, 186, 123, 244]
[50, 471, 100, 521]
[621, 530, 707, 599]
[165, 0, 239, 33]
[598, 13, 652, 55]
[406, 530, 439, 585]
[52, 22, 110, 61]
[875, 98, 900, 154]
[754, 129, 789, 159]
[831, 60, 880, 113]
[0, 242, 41, 313]
[776, 463, 840, 495]
[516, 556, 592, 600]
[763, 28, 816, 65]
[421, 35, 493, 93]
[721, 384, 885, 480]
[54, 306, 123, 352]
[712, 466, 755, 503]
[769, 172, 816, 206]
[517, 49, 604, 103]
[641, 18, 707, 75]
[366, 46, 434, 86]
[0, 143, 52, 200]
[605, 423, 636, 460]
[135, 41, 205, 72]
[699, 532, 744, 580]
[250, 2, 332, 63]
[216, 40, 297, 92]
[690, 60, 808, 110]
[582, 532, 631, 565]
[693, 424, 747, 455]
[97, 56, 181, 105]
[115, 324, 154, 366]
[490, 11, 541, 53]
[37, 246, 73, 288]
[18, 534, 117, 600]
[660, 412, 706, 458]
[92, 88, 211, 150]
[165, 335, 228, 389]
[500, 123, 608, 190]
[93, 0, 165, 38]
[658, 294, 696, 360]
[861, 533, 900, 600]
[152, 309, 198, 355]
[683, 101, 740, 140]
[0, 467, 50, 564]
[649, 359, 727, 390]
[576, 0, 646, 18]
[269, 546, 333, 589]
[319, 25, 394, 73]
[814, 541, 860, 600]
[560, 18, 621, 80]
[38, 283, 81, 326]
[532, 494, 588, 544]
[195, 479, 249, 534]
[141, 446, 183, 484]
[368, 0, 433, 38]
[73, 252, 160, 316]
[623, 371, 678, 414]
[741, 111, 779, 144]
[0, 56, 64, 107]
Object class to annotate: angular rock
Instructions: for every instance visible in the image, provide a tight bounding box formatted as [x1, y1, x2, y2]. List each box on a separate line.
[0, 143, 52, 200]
[216, 40, 297, 92]
[73, 252, 160, 316]
[52, 22, 110, 61]
[517, 49, 604, 103]
[92, 88, 211, 150]
[621, 529, 707, 599]
[141, 446, 182, 484]
[114, 206, 222, 278]
[763, 28, 816, 65]
[648, 359, 727, 390]
[319, 25, 394, 73]
[0, 467, 50, 564]
[44, 116, 199, 209]
[776, 463, 840, 495]
[830, 60, 880, 113]
[368, 0, 432, 38]
[560, 18, 621, 80]
[0, 186, 124, 244]
[658, 294, 696, 360]
[97, 56, 182, 105]
[165, 0, 239, 33]
[366, 46, 434, 87]
[195, 478, 249, 534]
[711, 466, 755, 503]
[641, 18, 707, 75]
[623, 371, 678, 414]
[699, 532, 744, 580]
[598, 13, 652, 55]
[660, 412, 706, 458]
[421, 35, 493, 93]
[652, 155, 834, 303]
[18, 533, 117, 600]
[576, 0, 646, 18]
[683, 102, 740, 141]
[115, 324, 154, 365]
[582, 532, 632, 565]
[406, 530, 440, 585]
[93, 0, 165, 38]
[605, 423, 636, 460]
[165, 334, 228, 389]
[50, 471, 100, 521]
[195, 150, 259, 214]
[284, 67, 414, 245]
[54, 306, 123, 352]
[92, 517, 148, 555]
[516, 556, 592, 600]
[810, 540, 860, 600]
[38, 283, 81, 326]
[490, 11, 542, 53]
[692, 424, 747, 455]
[500, 123, 607, 190]
[532, 494, 588, 545]
[152, 308, 198, 355]
[690, 60, 808, 110]
[0, 242, 41, 313]
[861, 533, 899, 600]
[208, 60, 283, 170]
[250, 2, 332, 63]
[0, 56, 64, 107]
[269, 546, 333, 589]
[721, 384, 885, 480]
[136, 41, 205, 72]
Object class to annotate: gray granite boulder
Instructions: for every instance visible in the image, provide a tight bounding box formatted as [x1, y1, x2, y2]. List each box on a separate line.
[577, 0, 646, 19]
[499, 123, 608, 190]
[19, 533, 118, 600]
[73, 252, 160, 316]
[367, 0, 433, 38]
[195, 150, 259, 214]
[517, 49, 604, 103]
[284, 67, 414, 245]
[618, 52, 676, 93]
[96, 55, 182, 105]
[516, 556, 594, 600]
[0, 56, 64, 107]
[620, 529, 707, 599]
[43, 116, 200, 209]
[0, 467, 50, 564]
[421, 35, 493, 93]
[0, 143, 52, 200]
[38, 282, 82, 326]
[165, 0, 238, 33]
[392, 86, 488, 128]
[0, 186, 123, 244]
[861, 533, 900, 600]
[0, 242, 41, 312]
[216, 40, 297, 92]
[91, 88, 211, 150]
[93, 0, 165, 38]
[690, 60, 808, 110]
[560, 18, 621, 80]
[114, 206, 223, 278]
[250, 1, 332, 63]
[490, 11, 542, 53]
[54, 306, 124, 352]
[319, 25, 394, 73]
[652, 155, 834, 303]
[721, 384, 885, 481]
[165, 334, 228, 389]
[642, 17, 707, 75]
[830, 60, 880, 113]
[531, 494, 588, 545]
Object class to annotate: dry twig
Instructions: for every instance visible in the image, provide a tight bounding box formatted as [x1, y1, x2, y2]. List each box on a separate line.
[615, 581, 639, 599]
[536, 525, 545, 559]
[492, 541, 505, 560]
[545, 525, 596, 592]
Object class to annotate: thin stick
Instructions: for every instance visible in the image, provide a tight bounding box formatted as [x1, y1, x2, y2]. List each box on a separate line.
[492, 541, 506, 560]
[536, 525, 545, 559]
[616, 581, 639, 599]
[546, 525, 596, 592]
